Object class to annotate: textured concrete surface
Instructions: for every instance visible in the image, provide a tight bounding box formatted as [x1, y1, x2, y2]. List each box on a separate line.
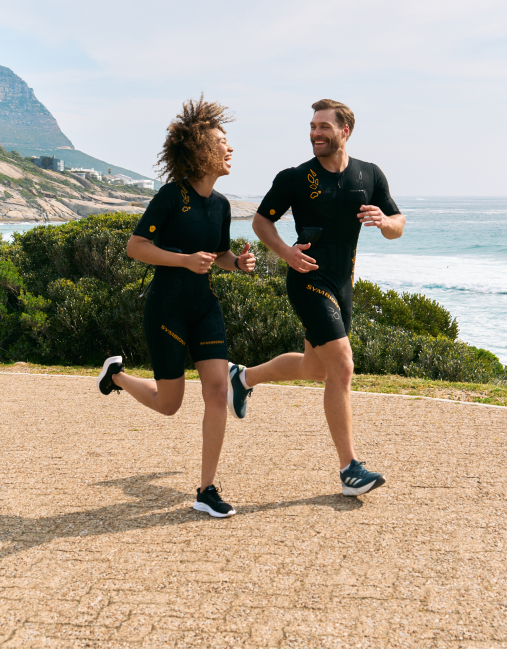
[0, 374, 506, 648]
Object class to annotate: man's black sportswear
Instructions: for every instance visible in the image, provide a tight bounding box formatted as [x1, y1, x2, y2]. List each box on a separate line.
[133, 181, 231, 380]
[257, 157, 400, 347]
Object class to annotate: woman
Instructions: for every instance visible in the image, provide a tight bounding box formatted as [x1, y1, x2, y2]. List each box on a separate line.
[96, 96, 255, 518]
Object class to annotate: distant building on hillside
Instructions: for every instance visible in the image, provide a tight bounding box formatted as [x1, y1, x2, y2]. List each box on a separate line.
[33, 155, 64, 172]
[103, 174, 121, 185]
[111, 173, 133, 185]
[131, 179, 154, 190]
[69, 167, 102, 181]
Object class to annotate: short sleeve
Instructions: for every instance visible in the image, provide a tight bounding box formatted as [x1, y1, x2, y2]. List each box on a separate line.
[257, 168, 294, 222]
[370, 165, 400, 216]
[133, 184, 176, 241]
[215, 201, 231, 252]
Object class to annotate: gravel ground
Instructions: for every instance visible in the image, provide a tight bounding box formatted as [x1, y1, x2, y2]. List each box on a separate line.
[0, 374, 506, 648]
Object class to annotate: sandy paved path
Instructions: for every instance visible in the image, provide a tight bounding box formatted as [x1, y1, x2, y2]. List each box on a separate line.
[0, 374, 506, 648]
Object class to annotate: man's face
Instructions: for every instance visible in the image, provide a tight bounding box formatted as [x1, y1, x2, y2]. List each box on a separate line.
[310, 109, 349, 157]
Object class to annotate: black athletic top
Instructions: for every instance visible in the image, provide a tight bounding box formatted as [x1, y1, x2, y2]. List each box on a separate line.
[134, 181, 231, 255]
[257, 156, 400, 288]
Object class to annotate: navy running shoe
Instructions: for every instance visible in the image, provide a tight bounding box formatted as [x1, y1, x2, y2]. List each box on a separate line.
[97, 356, 124, 395]
[340, 459, 386, 496]
[193, 485, 236, 518]
[227, 362, 253, 419]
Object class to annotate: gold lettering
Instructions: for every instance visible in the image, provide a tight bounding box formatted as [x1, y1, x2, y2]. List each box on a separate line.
[161, 325, 186, 346]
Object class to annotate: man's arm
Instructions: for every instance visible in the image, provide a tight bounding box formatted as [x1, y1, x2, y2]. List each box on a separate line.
[252, 213, 319, 273]
[357, 206, 406, 240]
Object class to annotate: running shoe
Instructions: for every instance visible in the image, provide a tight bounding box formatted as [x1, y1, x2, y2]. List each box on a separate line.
[227, 362, 253, 419]
[340, 459, 386, 496]
[97, 356, 124, 395]
[193, 485, 236, 518]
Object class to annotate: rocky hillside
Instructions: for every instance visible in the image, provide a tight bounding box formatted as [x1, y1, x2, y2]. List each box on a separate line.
[0, 147, 155, 223]
[0, 66, 73, 151]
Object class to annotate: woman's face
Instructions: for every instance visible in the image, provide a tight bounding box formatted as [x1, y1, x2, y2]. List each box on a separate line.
[210, 128, 233, 177]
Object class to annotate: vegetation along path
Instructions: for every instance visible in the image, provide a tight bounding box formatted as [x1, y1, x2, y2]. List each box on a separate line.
[1, 373, 506, 648]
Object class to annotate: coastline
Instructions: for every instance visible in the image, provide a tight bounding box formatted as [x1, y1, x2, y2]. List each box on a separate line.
[0, 199, 263, 224]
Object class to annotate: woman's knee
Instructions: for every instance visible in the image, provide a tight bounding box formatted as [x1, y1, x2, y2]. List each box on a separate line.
[202, 382, 228, 408]
[159, 401, 182, 417]
[309, 366, 327, 382]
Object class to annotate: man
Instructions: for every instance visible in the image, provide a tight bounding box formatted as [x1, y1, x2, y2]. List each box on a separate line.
[227, 99, 406, 496]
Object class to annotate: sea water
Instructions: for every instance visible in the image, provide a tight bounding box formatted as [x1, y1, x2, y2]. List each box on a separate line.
[2, 197, 506, 363]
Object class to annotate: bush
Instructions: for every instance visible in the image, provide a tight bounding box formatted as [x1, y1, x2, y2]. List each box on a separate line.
[214, 273, 304, 367]
[350, 315, 503, 383]
[0, 214, 503, 383]
[353, 278, 459, 340]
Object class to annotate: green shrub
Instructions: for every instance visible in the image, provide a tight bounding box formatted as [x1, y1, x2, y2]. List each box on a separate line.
[214, 273, 304, 366]
[0, 214, 503, 383]
[353, 278, 459, 340]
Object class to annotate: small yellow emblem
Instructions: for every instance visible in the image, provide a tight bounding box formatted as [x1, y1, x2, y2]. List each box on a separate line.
[149, 225, 156, 232]
[182, 206, 191, 212]
[270, 209, 276, 216]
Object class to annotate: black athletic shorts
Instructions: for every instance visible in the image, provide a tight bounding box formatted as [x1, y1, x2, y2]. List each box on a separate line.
[144, 267, 228, 380]
[286, 268, 353, 348]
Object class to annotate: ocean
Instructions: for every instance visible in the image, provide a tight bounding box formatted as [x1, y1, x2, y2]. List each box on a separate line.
[2, 196, 506, 364]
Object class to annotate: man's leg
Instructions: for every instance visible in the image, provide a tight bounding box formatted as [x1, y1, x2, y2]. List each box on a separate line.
[311, 337, 355, 469]
[244, 340, 327, 386]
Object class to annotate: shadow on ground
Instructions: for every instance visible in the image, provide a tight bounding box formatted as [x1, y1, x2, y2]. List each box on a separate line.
[0, 472, 362, 560]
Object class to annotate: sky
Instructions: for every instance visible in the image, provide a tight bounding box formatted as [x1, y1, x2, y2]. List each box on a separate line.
[1, 0, 506, 196]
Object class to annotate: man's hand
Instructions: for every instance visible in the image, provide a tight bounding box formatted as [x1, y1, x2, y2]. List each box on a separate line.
[237, 243, 256, 272]
[185, 251, 217, 274]
[357, 205, 388, 229]
[283, 243, 319, 273]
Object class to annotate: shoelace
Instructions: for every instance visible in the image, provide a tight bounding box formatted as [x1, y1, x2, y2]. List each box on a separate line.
[206, 483, 225, 502]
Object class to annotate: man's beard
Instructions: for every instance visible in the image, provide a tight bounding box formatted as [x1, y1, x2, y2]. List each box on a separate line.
[311, 135, 341, 157]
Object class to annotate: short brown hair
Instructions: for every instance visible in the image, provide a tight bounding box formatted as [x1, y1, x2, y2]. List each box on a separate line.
[156, 94, 234, 185]
[311, 99, 355, 139]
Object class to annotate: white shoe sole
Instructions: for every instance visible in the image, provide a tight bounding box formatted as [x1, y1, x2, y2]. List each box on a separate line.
[96, 355, 123, 394]
[227, 361, 240, 419]
[342, 476, 386, 496]
[193, 501, 236, 518]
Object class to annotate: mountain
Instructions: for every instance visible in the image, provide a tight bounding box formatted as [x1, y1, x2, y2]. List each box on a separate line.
[0, 66, 156, 183]
[0, 66, 74, 151]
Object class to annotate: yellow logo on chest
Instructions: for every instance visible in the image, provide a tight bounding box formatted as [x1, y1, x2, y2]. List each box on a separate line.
[181, 186, 191, 212]
[308, 169, 322, 200]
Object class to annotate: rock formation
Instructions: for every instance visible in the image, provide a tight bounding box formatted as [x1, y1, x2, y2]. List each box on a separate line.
[0, 66, 74, 151]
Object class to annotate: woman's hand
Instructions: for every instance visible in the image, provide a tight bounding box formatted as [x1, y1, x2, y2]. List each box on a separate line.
[237, 243, 256, 272]
[185, 251, 217, 274]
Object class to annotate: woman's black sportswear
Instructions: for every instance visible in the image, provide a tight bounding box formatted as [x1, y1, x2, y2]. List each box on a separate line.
[257, 156, 400, 346]
[133, 181, 231, 380]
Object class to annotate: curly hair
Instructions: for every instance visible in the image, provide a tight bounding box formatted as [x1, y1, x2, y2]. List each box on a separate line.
[156, 94, 235, 185]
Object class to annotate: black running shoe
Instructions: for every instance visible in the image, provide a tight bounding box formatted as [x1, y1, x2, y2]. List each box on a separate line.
[97, 356, 124, 395]
[340, 459, 386, 496]
[193, 485, 236, 518]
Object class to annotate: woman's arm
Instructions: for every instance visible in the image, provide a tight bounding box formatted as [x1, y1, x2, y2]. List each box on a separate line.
[127, 235, 217, 274]
[214, 244, 256, 272]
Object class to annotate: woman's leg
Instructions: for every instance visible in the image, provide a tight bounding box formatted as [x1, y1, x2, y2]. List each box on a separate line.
[112, 372, 185, 417]
[194, 358, 229, 492]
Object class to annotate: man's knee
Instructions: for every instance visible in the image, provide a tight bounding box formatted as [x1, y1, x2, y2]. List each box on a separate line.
[328, 356, 354, 385]
[317, 339, 354, 384]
